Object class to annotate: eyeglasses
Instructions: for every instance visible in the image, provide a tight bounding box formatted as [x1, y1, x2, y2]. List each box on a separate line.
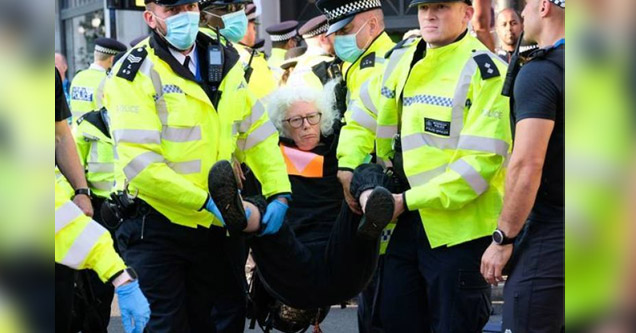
[284, 112, 322, 128]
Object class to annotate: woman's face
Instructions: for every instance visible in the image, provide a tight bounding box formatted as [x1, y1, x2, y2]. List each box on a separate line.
[284, 101, 321, 151]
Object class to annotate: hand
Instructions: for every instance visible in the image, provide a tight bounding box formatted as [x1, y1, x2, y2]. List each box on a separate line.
[480, 242, 513, 286]
[73, 194, 94, 217]
[337, 170, 361, 214]
[205, 197, 225, 225]
[260, 198, 288, 235]
[232, 159, 245, 190]
[115, 280, 151, 333]
[392, 193, 406, 221]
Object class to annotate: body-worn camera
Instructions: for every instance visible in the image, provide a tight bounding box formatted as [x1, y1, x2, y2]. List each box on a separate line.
[100, 190, 138, 230]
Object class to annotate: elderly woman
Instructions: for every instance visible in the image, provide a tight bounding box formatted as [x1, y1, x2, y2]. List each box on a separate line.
[208, 82, 395, 311]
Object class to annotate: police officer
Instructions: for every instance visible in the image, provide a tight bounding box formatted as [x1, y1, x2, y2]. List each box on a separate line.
[286, 15, 335, 90]
[239, 3, 258, 47]
[103, 0, 291, 331]
[265, 20, 299, 81]
[357, 0, 511, 331]
[69, 37, 127, 121]
[480, 0, 565, 331]
[56, 68, 150, 333]
[199, 0, 277, 100]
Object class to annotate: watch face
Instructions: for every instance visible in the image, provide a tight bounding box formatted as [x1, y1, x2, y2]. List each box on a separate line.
[493, 230, 504, 244]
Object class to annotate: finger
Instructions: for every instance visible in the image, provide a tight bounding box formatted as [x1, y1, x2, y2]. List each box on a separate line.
[121, 313, 134, 333]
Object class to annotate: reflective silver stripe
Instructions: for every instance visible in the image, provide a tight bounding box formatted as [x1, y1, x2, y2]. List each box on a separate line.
[95, 76, 107, 109]
[375, 56, 386, 64]
[167, 160, 201, 174]
[350, 104, 376, 132]
[401, 133, 508, 156]
[382, 47, 409, 87]
[376, 125, 398, 139]
[449, 159, 489, 195]
[457, 135, 509, 157]
[239, 101, 266, 133]
[55, 201, 84, 234]
[449, 54, 480, 137]
[87, 162, 114, 173]
[238, 121, 277, 150]
[89, 142, 100, 162]
[113, 129, 161, 145]
[407, 164, 447, 187]
[359, 81, 378, 115]
[232, 122, 240, 136]
[60, 221, 108, 269]
[89, 181, 114, 191]
[143, 58, 168, 125]
[161, 126, 201, 142]
[401, 133, 456, 151]
[123, 151, 164, 180]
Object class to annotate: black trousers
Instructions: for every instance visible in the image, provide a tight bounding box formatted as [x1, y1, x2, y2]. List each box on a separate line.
[56, 263, 76, 333]
[380, 211, 492, 333]
[115, 205, 246, 333]
[357, 256, 385, 333]
[502, 218, 564, 333]
[250, 202, 379, 309]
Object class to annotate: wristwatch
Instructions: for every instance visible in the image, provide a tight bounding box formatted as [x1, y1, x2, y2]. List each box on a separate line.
[110, 267, 138, 287]
[74, 188, 92, 199]
[492, 228, 516, 245]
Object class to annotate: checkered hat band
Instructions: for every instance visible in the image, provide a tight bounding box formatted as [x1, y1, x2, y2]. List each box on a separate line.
[324, 0, 381, 21]
[302, 24, 329, 38]
[548, 0, 564, 8]
[247, 13, 257, 20]
[270, 30, 298, 42]
[94, 45, 119, 55]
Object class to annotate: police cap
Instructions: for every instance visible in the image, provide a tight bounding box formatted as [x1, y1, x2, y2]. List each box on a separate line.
[298, 15, 329, 39]
[245, 4, 258, 21]
[266, 20, 299, 42]
[280, 46, 307, 70]
[198, 0, 252, 9]
[94, 37, 127, 55]
[315, 0, 382, 36]
[408, 0, 472, 8]
[144, 0, 199, 5]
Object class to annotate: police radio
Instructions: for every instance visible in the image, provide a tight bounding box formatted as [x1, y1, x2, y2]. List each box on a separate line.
[502, 31, 524, 97]
[208, 28, 224, 84]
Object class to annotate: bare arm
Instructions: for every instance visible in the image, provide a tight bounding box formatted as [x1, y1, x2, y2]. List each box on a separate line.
[55, 120, 93, 216]
[481, 118, 553, 285]
[472, 0, 496, 51]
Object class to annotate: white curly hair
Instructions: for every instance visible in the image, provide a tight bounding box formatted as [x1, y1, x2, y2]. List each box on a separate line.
[266, 79, 341, 139]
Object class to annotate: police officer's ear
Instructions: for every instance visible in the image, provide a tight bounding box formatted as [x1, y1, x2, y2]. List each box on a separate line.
[144, 4, 159, 30]
[461, 3, 475, 27]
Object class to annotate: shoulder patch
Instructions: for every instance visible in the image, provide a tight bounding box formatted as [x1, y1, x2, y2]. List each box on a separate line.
[473, 53, 500, 80]
[116, 47, 148, 82]
[360, 52, 375, 69]
[385, 37, 417, 58]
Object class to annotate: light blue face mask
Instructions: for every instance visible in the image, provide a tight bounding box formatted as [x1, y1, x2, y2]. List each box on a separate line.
[205, 10, 248, 43]
[334, 21, 369, 63]
[155, 11, 200, 50]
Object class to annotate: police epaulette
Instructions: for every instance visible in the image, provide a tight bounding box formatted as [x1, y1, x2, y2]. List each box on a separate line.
[472, 53, 500, 80]
[385, 37, 418, 59]
[360, 52, 376, 69]
[116, 46, 148, 82]
[78, 108, 111, 138]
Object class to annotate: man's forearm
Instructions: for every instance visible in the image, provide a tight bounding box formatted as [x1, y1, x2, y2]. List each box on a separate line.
[55, 122, 88, 190]
[497, 161, 543, 237]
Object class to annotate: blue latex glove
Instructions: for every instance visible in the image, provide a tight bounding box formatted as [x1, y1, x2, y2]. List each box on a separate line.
[116, 280, 151, 333]
[205, 197, 225, 225]
[260, 199, 288, 235]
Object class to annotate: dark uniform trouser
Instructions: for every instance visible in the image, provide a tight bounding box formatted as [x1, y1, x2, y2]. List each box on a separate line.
[56, 263, 76, 333]
[357, 256, 385, 333]
[115, 204, 246, 333]
[502, 218, 564, 333]
[381, 210, 492, 333]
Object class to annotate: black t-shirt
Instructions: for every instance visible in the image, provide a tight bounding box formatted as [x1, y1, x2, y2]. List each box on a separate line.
[55, 68, 71, 122]
[283, 127, 344, 245]
[512, 46, 564, 221]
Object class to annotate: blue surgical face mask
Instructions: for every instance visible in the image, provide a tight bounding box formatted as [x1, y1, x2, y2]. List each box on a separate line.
[334, 21, 369, 63]
[205, 10, 248, 43]
[155, 11, 200, 50]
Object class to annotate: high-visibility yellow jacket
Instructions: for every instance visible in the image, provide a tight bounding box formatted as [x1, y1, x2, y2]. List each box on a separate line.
[371, 33, 511, 248]
[55, 181, 126, 282]
[268, 48, 286, 83]
[74, 109, 116, 198]
[335, 32, 395, 170]
[69, 64, 108, 121]
[286, 48, 334, 90]
[104, 32, 291, 229]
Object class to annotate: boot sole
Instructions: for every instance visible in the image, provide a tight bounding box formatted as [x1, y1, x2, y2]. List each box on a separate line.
[358, 187, 394, 240]
[208, 160, 247, 233]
